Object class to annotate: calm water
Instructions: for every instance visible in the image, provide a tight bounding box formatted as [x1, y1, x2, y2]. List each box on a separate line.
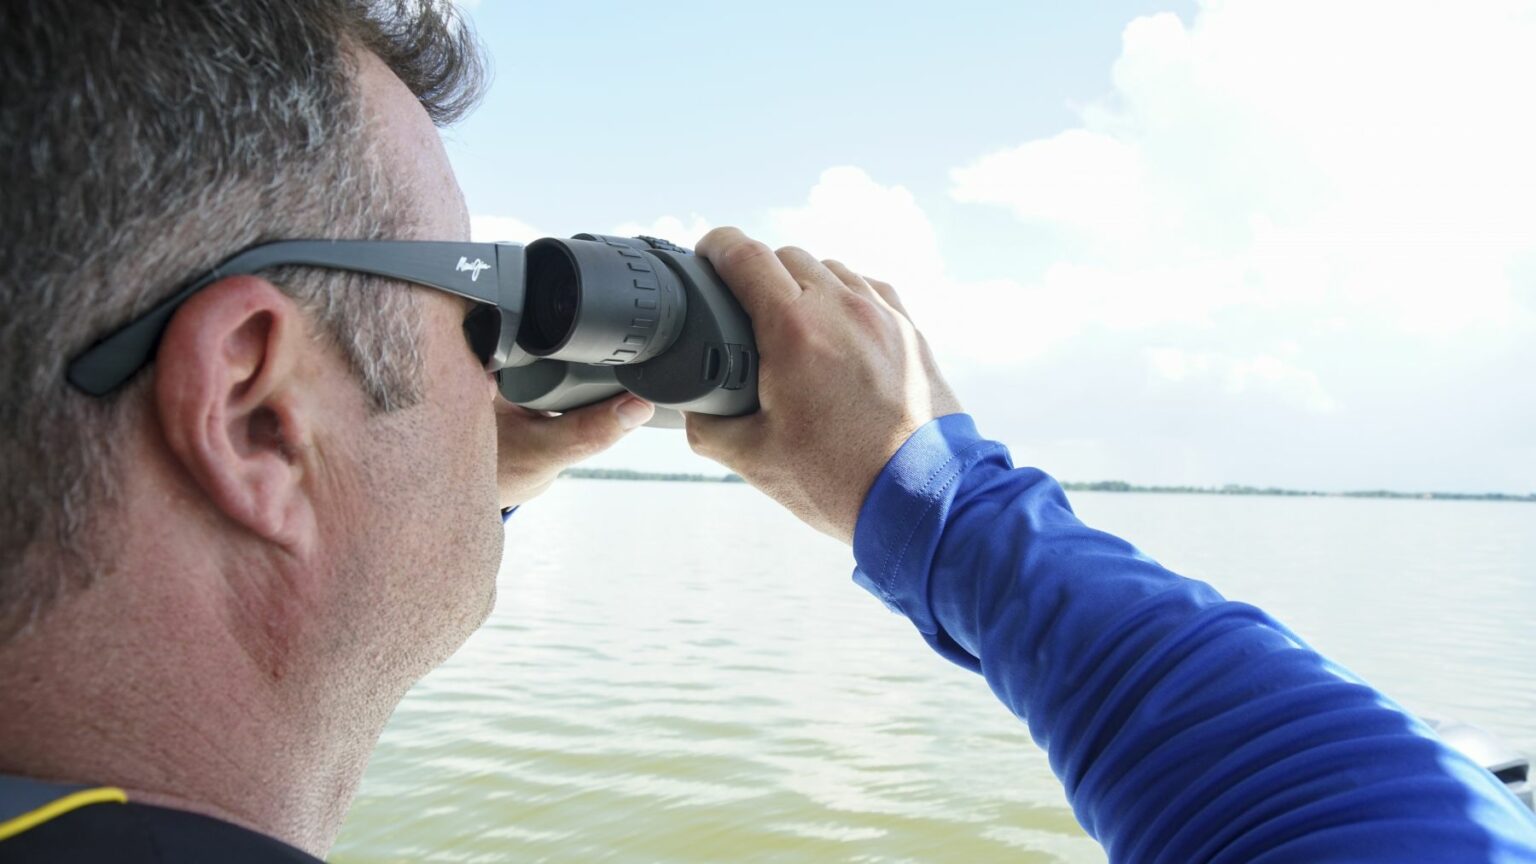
[332, 481, 1536, 863]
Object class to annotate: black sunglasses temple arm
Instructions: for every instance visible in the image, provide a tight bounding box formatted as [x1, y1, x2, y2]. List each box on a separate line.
[66, 240, 522, 396]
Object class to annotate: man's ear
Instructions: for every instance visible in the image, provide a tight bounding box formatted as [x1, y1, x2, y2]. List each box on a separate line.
[154, 276, 318, 549]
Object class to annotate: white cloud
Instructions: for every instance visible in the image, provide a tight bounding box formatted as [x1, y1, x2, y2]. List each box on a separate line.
[610, 214, 714, 248]
[948, 0, 1536, 337]
[753, 167, 1004, 364]
[951, 129, 1149, 237]
[929, 0, 1536, 491]
[471, 213, 713, 249]
[469, 0, 1536, 494]
[764, 167, 946, 289]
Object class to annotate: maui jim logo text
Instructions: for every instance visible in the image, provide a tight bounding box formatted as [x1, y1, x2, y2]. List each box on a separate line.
[456, 257, 491, 281]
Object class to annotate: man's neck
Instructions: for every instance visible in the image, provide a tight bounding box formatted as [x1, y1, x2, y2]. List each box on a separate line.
[0, 570, 394, 857]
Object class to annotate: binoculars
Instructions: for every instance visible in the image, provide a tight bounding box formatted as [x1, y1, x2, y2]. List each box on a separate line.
[492, 234, 758, 428]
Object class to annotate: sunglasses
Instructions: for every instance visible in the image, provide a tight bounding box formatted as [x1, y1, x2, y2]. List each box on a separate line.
[67, 240, 526, 397]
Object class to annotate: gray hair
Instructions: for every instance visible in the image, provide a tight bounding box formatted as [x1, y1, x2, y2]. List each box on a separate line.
[0, 0, 488, 640]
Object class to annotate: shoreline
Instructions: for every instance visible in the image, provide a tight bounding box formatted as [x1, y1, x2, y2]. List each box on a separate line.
[559, 468, 1534, 503]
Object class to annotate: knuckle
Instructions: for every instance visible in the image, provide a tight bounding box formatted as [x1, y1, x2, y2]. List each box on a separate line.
[839, 290, 889, 327]
[698, 225, 740, 248]
[720, 238, 775, 270]
[688, 431, 726, 464]
[870, 280, 905, 308]
[684, 419, 711, 455]
[774, 245, 811, 267]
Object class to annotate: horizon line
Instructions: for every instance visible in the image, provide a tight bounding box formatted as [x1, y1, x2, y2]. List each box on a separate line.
[559, 468, 1536, 503]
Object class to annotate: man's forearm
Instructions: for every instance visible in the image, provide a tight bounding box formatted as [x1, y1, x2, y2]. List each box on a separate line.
[852, 414, 1536, 863]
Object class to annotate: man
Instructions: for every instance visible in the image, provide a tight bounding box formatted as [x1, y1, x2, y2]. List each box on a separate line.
[0, 1, 653, 858]
[1, 3, 1533, 864]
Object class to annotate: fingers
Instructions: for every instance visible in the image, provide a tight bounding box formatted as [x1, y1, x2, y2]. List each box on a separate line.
[696, 227, 803, 322]
[820, 259, 879, 300]
[809, 257, 910, 321]
[773, 246, 853, 295]
[863, 275, 910, 319]
[697, 226, 907, 321]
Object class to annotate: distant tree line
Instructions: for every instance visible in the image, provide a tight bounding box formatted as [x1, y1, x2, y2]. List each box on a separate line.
[559, 468, 1533, 501]
[1061, 480, 1323, 497]
[561, 467, 746, 484]
[1335, 489, 1536, 502]
[1059, 480, 1534, 502]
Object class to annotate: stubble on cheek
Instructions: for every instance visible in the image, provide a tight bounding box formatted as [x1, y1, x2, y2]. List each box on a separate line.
[455, 388, 505, 632]
[475, 411, 504, 624]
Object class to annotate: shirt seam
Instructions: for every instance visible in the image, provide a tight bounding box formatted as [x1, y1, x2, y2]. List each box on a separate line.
[875, 439, 1003, 601]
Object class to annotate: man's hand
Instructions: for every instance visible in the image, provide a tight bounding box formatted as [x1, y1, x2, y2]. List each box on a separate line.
[685, 227, 962, 543]
[496, 393, 654, 508]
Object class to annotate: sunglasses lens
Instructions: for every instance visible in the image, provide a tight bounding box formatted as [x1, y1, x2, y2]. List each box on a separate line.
[462, 304, 502, 368]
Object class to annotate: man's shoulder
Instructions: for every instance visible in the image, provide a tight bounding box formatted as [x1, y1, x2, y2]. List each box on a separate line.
[0, 799, 321, 864]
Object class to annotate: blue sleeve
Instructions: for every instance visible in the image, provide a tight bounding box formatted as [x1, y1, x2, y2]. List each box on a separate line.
[501, 506, 518, 524]
[851, 414, 1536, 864]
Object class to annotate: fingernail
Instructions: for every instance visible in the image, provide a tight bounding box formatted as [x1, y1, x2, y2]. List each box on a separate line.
[616, 398, 654, 430]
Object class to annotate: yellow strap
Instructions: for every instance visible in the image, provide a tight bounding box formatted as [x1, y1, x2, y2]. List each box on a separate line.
[0, 787, 127, 841]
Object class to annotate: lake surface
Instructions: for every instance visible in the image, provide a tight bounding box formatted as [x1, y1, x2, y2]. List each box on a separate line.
[331, 480, 1536, 863]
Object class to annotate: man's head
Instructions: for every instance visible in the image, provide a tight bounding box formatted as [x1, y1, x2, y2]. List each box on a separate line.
[0, 0, 499, 692]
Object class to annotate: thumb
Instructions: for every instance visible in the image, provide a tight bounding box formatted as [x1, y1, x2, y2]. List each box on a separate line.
[683, 411, 763, 469]
[526, 394, 654, 459]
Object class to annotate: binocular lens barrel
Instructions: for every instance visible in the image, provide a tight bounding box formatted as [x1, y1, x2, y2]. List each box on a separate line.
[497, 232, 759, 424]
[519, 237, 686, 366]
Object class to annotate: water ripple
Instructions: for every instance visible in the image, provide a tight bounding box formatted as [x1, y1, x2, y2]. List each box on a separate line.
[334, 484, 1535, 863]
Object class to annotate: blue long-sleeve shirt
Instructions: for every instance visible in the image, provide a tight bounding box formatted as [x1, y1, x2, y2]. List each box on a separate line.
[851, 414, 1536, 863]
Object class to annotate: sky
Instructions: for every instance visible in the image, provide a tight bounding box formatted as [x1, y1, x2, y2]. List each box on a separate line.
[448, 0, 1536, 494]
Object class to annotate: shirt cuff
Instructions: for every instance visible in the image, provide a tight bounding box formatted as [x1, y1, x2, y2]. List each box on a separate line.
[850, 413, 1004, 641]
[500, 506, 518, 524]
